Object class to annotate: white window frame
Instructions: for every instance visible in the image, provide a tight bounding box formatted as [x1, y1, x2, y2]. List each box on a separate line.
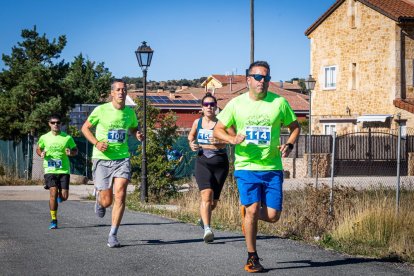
[323, 65, 337, 90]
[323, 123, 337, 135]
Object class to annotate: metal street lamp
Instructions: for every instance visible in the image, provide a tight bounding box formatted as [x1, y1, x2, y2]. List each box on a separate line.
[305, 74, 316, 178]
[135, 41, 154, 203]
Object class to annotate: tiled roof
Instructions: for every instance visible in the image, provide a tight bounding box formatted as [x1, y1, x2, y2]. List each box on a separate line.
[360, 0, 414, 20]
[305, 0, 414, 36]
[270, 81, 303, 91]
[211, 74, 246, 84]
[394, 98, 414, 114]
[268, 87, 309, 111]
[127, 85, 309, 114]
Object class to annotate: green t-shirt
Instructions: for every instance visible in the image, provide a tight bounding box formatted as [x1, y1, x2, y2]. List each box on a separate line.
[38, 131, 77, 174]
[88, 102, 138, 160]
[217, 92, 297, 171]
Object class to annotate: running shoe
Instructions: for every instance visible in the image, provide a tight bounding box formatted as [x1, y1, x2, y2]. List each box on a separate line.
[198, 218, 204, 229]
[203, 228, 214, 243]
[107, 235, 121, 248]
[244, 256, 264, 273]
[94, 189, 106, 218]
[240, 205, 246, 236]
[48, 220, 58, 230]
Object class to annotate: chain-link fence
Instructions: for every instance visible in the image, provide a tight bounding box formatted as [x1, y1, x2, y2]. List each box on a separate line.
[282, 128, 414, 213]
[2, 128, 413, 209]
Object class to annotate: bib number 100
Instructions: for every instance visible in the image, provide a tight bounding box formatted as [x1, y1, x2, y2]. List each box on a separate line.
[108, 130, 126, 143]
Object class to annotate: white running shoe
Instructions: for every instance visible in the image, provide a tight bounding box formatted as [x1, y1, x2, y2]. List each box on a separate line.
[203, 229, 214, 243]
[94, 189, 106, 218]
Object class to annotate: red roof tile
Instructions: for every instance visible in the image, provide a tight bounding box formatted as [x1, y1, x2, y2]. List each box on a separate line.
[305, 0, 414, 36]
[211, 74, 246, 84]
[270, 81, 303, 91]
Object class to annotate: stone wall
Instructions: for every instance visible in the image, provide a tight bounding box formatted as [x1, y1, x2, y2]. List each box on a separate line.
[409, 152, 414, 176]
[282, 153, 331, 179]
[308, 0, 414, 132]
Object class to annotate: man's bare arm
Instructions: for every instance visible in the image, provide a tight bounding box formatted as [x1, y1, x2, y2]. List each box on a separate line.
[213, 121, 245, 145]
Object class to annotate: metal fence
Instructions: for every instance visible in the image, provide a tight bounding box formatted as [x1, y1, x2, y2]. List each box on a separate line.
[0, 135, 33, 179]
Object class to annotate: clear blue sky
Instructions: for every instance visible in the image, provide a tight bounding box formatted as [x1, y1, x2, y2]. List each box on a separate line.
[0, 0, 335, 82]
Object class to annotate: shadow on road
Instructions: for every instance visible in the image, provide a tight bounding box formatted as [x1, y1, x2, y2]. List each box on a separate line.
[121, 234, 279, 247]
[60, 221, 180, 229]
[275, 257, 402, 270]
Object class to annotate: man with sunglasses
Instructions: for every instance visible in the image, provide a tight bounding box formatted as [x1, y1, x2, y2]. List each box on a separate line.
[81, 79, 143, 248]
[36, 114, 78, 230]
[214, 61, 300, 273]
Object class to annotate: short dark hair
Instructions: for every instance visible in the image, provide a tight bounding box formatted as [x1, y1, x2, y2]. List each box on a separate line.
[201, 92, 217, 105]
[111, 78, 126, 90]
[49, 114, 61, 122]
[247, 61, 270, 75]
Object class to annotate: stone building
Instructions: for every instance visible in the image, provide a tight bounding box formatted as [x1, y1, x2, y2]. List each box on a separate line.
[305, 0, 414, 135]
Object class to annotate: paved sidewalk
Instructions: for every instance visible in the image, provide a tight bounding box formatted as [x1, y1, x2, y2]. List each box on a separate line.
[0, 184, 135, 201]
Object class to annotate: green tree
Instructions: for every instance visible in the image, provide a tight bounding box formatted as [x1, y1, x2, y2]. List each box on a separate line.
[0, 26, 112, 140]
[289, 77, 307, 94]
[64, 54, 112, 104]
[130, 98, 179, 202]
[0, 26, 69, 140]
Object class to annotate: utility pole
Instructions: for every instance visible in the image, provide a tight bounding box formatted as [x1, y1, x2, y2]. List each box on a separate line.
[250, 0, 254, 64]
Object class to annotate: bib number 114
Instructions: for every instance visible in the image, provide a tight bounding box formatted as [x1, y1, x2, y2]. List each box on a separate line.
[245, 126, 271, 145]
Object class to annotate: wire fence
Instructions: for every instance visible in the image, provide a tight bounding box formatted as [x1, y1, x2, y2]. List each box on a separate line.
[1, 129, 413, 211]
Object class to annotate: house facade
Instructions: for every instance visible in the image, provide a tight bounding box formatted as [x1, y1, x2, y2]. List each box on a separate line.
[305, 0, 414, 135]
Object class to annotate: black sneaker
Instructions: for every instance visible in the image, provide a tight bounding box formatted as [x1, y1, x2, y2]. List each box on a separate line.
[244, 256, 264, 273]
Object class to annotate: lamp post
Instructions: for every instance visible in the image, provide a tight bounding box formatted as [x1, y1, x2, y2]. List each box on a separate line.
[135, 41, 154, 203]
[305, 74, 316, 178]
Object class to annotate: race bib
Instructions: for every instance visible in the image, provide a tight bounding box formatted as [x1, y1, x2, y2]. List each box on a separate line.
[197, 129, 213, 144]
[245, 126, 271, 145]
[47, 159, 62, 169]
[107, 129, 126, 143]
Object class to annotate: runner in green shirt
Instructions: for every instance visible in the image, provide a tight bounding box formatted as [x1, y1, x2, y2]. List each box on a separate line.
[36, 114, 78, 230]
[214, 61, 301, 273]
[81, 79, 143, 248]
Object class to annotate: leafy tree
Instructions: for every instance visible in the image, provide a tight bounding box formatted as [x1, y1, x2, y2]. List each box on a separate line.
[289, 77, 307, 94]
[64, 54, 112, 104]
[0, 26, 112, 141]
[0, 26, 69, 139]
[130, 98, 179, 202]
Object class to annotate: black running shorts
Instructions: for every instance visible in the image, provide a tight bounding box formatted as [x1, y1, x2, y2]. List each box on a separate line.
[195, 153, 229, 200]
[44, 174, 70, 190]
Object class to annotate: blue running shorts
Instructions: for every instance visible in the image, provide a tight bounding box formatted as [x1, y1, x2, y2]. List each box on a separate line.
[234, 170, 284, 211]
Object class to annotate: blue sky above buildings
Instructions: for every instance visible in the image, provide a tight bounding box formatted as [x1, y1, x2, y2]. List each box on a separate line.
[0, 0, 335, 82]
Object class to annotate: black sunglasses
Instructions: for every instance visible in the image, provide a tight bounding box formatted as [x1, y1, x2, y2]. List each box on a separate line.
[202, 102, 216, 107]
[49, 121, 61, 125]
[248, 74, 271, 82]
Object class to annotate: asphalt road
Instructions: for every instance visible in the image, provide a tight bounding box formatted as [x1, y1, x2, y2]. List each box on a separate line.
[0, 195, 413, 275]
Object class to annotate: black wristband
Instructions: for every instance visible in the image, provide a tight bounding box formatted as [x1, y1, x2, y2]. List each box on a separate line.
[286, 143, 294, 150]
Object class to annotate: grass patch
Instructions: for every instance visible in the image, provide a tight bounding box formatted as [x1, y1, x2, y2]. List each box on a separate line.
[0, 175, 42, 186]
[128, 179, 414, 264]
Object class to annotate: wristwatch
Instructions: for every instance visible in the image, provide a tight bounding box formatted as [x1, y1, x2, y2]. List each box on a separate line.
[286, 143, 294, 150]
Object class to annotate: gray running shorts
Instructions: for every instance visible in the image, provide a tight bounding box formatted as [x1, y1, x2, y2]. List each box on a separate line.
[92, 158, 131, 191]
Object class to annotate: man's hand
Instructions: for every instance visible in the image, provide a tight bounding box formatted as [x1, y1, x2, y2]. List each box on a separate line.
[278, 144, 292, 158]
[65, 148, 71, 156]
[230, 134, 246, 145]
[136, 131, 144, 142]
[189, 140, 200, 151]
[95, 141, 108, 152]
[40, 151, 46, 159]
